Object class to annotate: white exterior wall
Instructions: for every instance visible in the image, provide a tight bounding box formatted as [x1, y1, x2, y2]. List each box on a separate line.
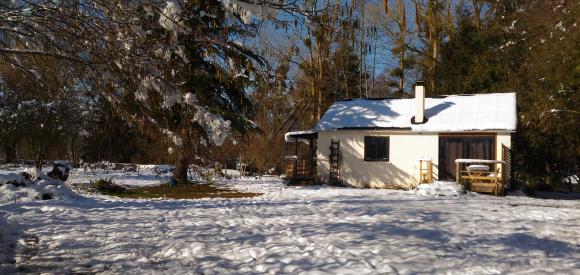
[496, 133, 512, 160]
[317, 130, 439, 189]
[496, 133, 512, 187]
[317, 130, 512, 189]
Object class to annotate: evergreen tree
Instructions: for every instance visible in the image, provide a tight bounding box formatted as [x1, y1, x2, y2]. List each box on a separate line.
[434, 0, 579, 188]
[331, 39, 364, 100]
[508, 1, 580, 188]
[1, 0, 282, 183]
[117, 1, 263, 184]
[378, 0, 416, 97]
[435, 6, 513, 94]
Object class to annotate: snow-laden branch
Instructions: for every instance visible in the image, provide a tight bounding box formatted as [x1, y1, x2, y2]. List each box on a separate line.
[550, 109, 580, 115]
[0, 48, 88, 63]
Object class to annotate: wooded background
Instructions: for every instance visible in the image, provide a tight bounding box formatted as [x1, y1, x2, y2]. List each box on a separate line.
[0, 0, 578, 188]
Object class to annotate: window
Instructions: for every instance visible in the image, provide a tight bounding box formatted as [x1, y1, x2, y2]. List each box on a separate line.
[364, 136, 389, 161]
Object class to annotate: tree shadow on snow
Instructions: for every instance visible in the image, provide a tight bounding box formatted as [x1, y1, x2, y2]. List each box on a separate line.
[0, 211, 32, 274]
[320, 221, 450, 243]
[489, 232, 580, 257]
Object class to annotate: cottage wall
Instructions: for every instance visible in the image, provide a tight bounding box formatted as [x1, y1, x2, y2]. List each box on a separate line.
[317, 130, 512, 189]
[496, 133, 512, 160]
[317, 130, 438, 189]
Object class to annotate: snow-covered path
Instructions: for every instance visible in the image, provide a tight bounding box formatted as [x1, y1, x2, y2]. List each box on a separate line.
[1, 178, 580, 274]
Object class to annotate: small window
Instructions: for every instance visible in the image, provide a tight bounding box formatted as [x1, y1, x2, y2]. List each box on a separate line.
[364, 136, 389, 161]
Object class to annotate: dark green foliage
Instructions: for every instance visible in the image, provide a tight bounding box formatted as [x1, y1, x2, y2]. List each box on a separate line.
[331, 40, 365, 100]
[129, 1, 260, 184]
[507, 2, 579, 189]
[434, 1, 580, 189]
[91, 179, 127, 195]
[81, 101, 162, 163]
[435, 8, 512, 94]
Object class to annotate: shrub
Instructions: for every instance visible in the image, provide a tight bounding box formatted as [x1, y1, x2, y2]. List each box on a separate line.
[91, 178, 127, 195]
[41, 193, 54, 200]
[47, 162, 71, 181]
[7, 180, 27, 187]
[535, 183, 554, 192]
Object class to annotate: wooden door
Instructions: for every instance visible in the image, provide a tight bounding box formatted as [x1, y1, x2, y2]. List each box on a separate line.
[439, 136, 495, 181]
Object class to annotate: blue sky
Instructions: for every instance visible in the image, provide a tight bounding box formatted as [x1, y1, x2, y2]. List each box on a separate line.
[244, 0, 435, 94]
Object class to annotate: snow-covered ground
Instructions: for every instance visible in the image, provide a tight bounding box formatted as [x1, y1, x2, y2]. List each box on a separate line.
[68, 167, 171, 188]
[68, 166, 242, 188]
[1, 171, 579, 274]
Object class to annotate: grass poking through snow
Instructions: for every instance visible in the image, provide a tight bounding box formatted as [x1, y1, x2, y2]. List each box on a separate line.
[107, 183, 262, 199]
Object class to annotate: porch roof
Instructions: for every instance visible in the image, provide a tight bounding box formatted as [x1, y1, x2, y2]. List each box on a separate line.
[284, 130, 318, 143]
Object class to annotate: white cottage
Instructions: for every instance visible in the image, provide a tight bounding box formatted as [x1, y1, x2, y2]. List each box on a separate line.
[285, 82, 517, 190]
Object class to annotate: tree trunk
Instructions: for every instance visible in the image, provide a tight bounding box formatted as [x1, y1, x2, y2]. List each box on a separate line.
[173, 127, 194, 185]
[399, 45, 405, 96]
[472, 0, 483, 28]
[3, 143, 16, 163]
[398, 1, 406, 96]
[316, 51, 323, 121]
[70, 137, 78, 168]
[426, 1, 439, 95]
[174, 153, 190, 184]
[35, 152, 43, 169]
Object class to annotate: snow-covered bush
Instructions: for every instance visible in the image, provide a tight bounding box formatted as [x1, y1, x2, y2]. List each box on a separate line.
[154, 165, 175, 177]
[47, 161, 71, 181]
[0, 172, 26, 187]
[0, 168, 75, 203]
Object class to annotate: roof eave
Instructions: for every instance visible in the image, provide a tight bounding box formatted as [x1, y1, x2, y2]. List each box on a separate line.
[315, 128, 516, 133]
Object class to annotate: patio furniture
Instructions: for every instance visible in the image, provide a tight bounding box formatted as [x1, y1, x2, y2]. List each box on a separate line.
[469, 167, 502, 196]
[467, 164, 489, 177]
[455, 159, 505, 196]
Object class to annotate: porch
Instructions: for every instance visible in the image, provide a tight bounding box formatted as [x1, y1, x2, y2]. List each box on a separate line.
[284, 130, 318, 185]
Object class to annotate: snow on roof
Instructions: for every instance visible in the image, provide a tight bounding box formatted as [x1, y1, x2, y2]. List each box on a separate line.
[315, 92, 517, 132]
[284, 130, 317, 143]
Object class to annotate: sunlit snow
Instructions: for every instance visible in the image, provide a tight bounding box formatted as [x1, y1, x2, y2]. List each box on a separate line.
[1, 168, 579, 274]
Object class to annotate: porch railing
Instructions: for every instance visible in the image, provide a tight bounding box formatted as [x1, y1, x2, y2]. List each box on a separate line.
[285, 159, 315, 178]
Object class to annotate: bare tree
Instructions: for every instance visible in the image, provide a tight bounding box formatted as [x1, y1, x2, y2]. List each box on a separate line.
[414, 0, 455, 95]
[369, 0, 417, 96]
